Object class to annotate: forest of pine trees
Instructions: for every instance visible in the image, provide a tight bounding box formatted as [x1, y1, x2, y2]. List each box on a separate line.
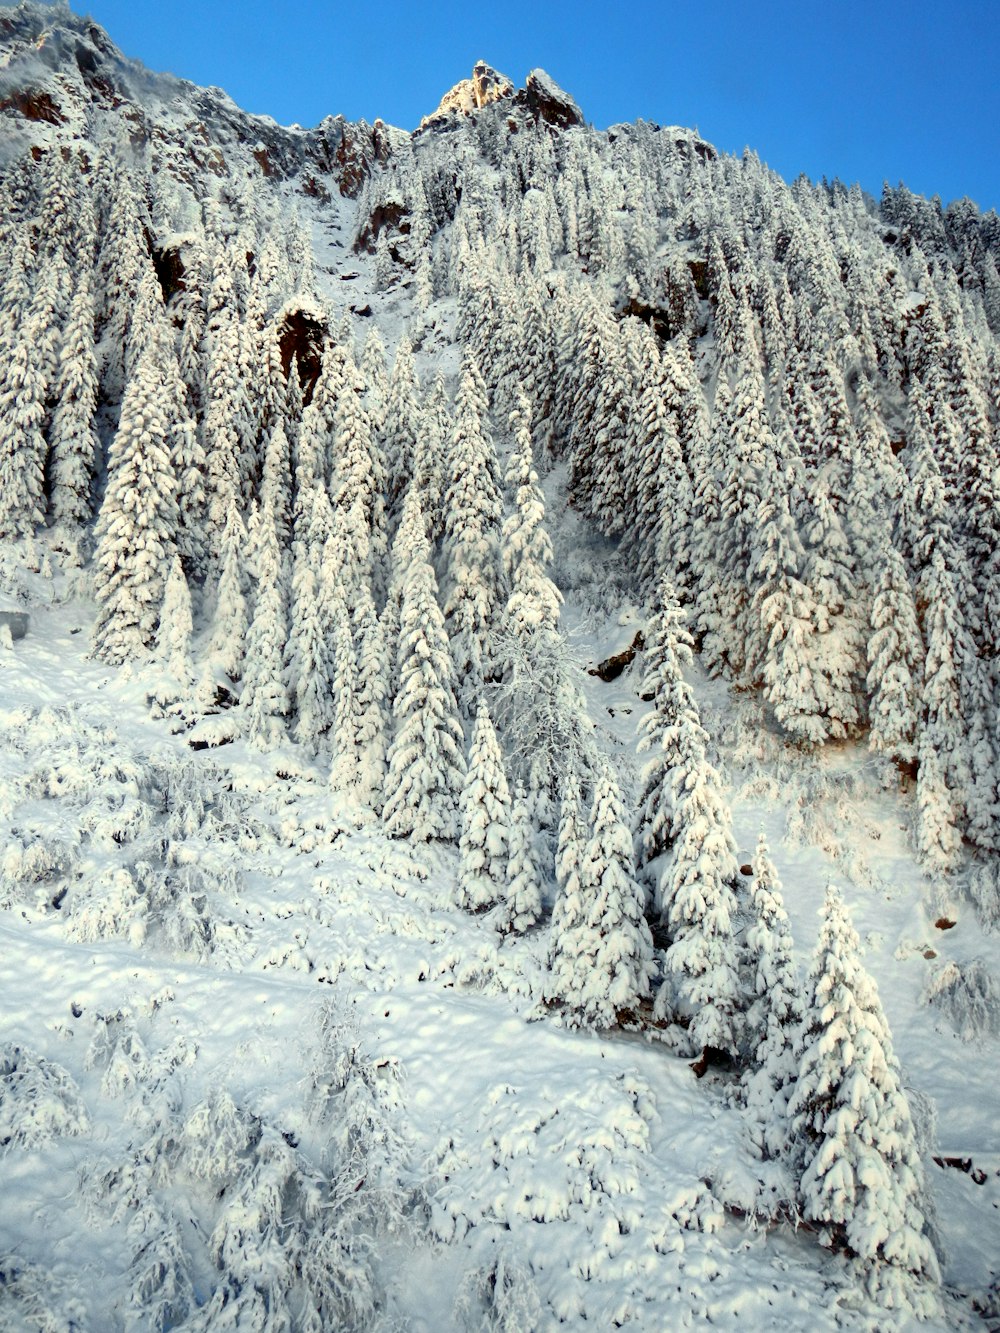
[3, 19, 1000, 1316]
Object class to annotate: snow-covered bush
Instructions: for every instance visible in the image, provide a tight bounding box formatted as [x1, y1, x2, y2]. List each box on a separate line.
[0, 1043, 90, 1150]
[924, 959, 1000, 1041]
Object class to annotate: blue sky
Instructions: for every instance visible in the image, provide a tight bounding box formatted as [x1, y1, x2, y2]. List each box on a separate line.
[44, 0, 1000, 210]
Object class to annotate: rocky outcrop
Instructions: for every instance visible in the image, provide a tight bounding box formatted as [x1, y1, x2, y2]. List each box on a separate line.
[523, 69, 583, 129]
[421, 61, 514, 127]
[588, 632, 644, 683]
[276, 305, 329, 406]
[0, 4, 405, 204]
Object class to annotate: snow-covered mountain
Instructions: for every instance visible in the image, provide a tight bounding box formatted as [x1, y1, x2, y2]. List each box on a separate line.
[1, 3, 999, 1328]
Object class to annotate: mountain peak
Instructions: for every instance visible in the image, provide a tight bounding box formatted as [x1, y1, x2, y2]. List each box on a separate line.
[421, 60, 514, 126]
[420, 61, 584, 132]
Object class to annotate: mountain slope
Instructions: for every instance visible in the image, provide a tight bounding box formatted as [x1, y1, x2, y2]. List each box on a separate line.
[0, 4, 999, 1328]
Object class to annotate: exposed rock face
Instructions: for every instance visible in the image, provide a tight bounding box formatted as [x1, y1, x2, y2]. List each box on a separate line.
[523, 69, 583, 128]
[0, 4, 407, 202]
[421, 60, 514, 127]
[276, 307, 329, 405]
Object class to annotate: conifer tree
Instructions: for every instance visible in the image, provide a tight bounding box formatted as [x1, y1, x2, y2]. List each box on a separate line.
[553, 768, 586, 907]
[384, 334, 421, 526]
[0, 310, 47, 540]
[413, 372, 449, 542]
[204, 507, 249, 689]
[748, 488, 827, 746]
[48, 269, 99, 536]
[444, 353, 504, 709]
[150, 556, 195, 718]
[656, 708, 743, 1060]
[502, 786, 544, 934]
[634, 578, 698, 876]
[456, 701, 512, 912]
[867, 538, 922, 766]
[286, 547, 331, 753]
[240, 502, 289, 751]
[329, 584, 362, 798]
[501, 390, 562, 642]
[789, 886, 941, 1316]
[740, 833, 803, 1162]
[383, 522, 466, 842]
[548, 762, 654, 1029]
[353, 585, 390, 810]
[92, 343, 179, 665]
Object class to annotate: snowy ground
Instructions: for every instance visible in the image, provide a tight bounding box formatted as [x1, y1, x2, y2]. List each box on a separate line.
[1, 546, 998, 1331]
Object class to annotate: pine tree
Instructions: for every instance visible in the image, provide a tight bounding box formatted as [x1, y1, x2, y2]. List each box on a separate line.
[748, 487, 828, 746]
[48, 268, 99, 536]
[634, 578, 698, 875]
[501, 390, 562, 642]
[383, 527, 466, 842]
[656, 708, 744, 1060]
[548, 762, 654, 1029]
[204, 507, 249, 688]
[740, 833, 803, 1162]
[456, 701, 512, 912]
[867, 538, 922, 766]
[502, 786, 544, 933]
[444, 353, 504, 709]
[384, 334, 421, 526]
[554, 768, 586, 908]
[286, 546, 331, 753]
[92, 343, 179, 665]
[240, 502, 289, 751]
[353, 586, 390, 810]
[0, 310, 47, 540]
[329, 583, 362, 799]
[789, 886, 941, 1316]
[150, 556, 195, 718]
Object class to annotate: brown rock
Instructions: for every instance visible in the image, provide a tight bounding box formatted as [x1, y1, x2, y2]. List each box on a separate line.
[0, 88, 65, 124]
[588, 631, 644, 683]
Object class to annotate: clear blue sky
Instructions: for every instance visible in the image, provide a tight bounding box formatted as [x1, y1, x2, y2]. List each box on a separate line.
[42, 0, 1000, 211]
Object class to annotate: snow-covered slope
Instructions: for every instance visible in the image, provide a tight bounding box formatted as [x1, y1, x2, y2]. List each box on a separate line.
[1, 3, 1000, 1328]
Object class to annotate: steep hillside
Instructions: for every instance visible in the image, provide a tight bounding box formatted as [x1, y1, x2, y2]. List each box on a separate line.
[1, 3, 999, 1328]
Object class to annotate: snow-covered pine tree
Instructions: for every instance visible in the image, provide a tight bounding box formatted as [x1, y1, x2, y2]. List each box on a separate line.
[501, 785, 544, 934]
[286, 540, 331, 753]
[413, 371, 449, 542]
[501, 389, 562, 644]
[353, 584, 390, 810]
[443, 352, 504, 710]
[92, 342, 179, 665]
[656, 704, 744, 1062]
[553, 767, 586, 908]
[330, 370, 388, 598]
[867, 535, 922, 767]
[740, 833, 803, 1163]
[788, 885, 941, 1317]
[456, 700, 512, 912]
[48, 267, 99, 539]
[149, 556, 195, 719]
[0, 284, 48, 539]
[240, 501, 289, 751]
[329, 582, 363, 800]
[747, 485, 828, 746]
[548, 762, 654, 1029]
[384, 334, 421, 527]
[634, 576, 698, 877]
[383, 514, 466, 842]
[203, 506, 249, 692]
